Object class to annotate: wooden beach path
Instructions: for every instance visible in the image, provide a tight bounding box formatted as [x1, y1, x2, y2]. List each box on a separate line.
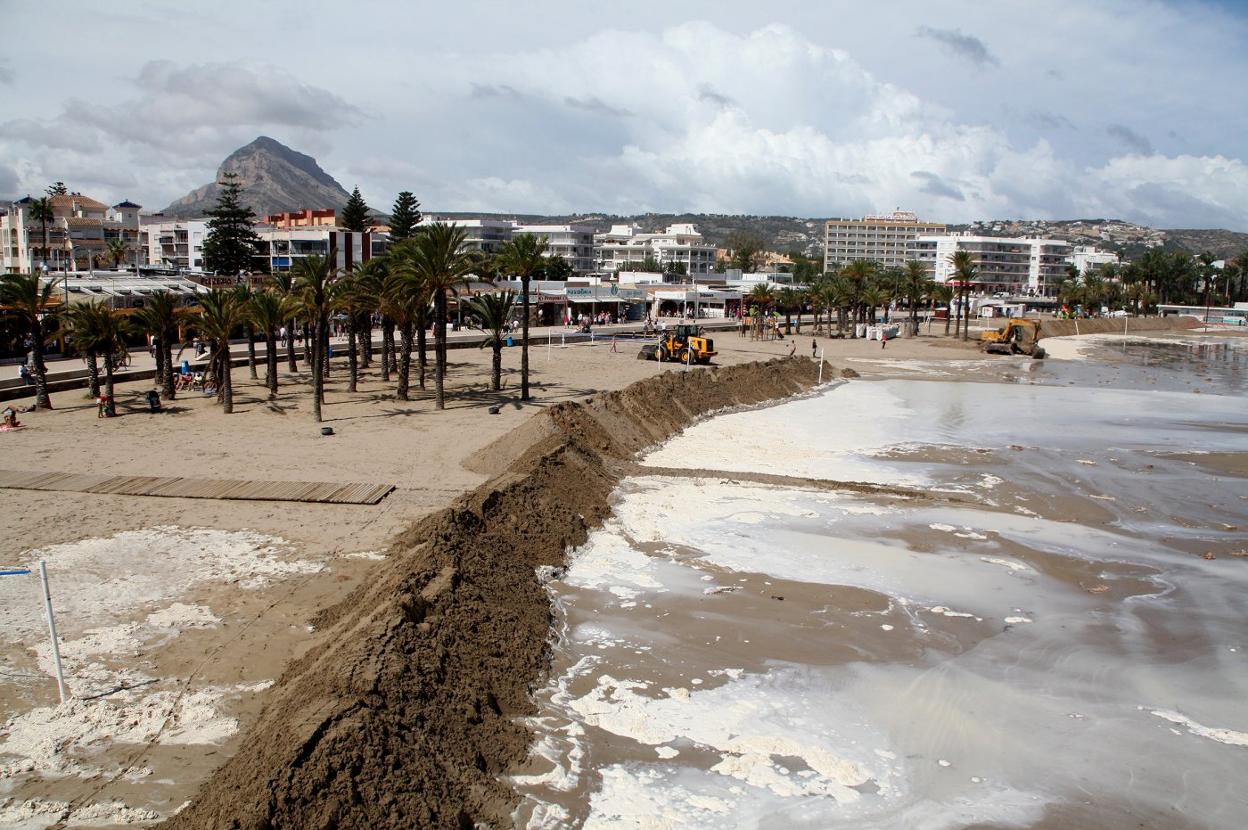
[0, 469, 394, 505]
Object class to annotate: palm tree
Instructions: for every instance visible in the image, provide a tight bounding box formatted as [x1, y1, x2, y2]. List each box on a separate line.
[196, 289, 249, 414]
[133, 291, 182, 400]
[231, 284, 260, 379]
[0, 272, 57, 409]
[28, 197, 54, 271]
[948, 250, 977, 340]
[105, 238, 129, 269]
[399, 224, 478, 410]
[464, 290, 516, 391]
[353, 258, 388, 370]
[839, 260, 874, 335]
[776, 287, 800, 334]
[497, 232, 549, 402]
[899, 260, 932, 336]
[330, 274, 368, 393]
[62, 302, 105, 399]
[270, 270, 301, 373]
[81, 305, 129, 415]
[860, 286, 887, 325]
[747, 283, 774, 339]
[249, 290, 297, 398]
[379, 268, 426, 401]
[292, 255, 336, 421]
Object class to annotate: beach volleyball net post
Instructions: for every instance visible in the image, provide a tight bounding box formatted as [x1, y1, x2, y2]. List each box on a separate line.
[1, 561, 68, 702]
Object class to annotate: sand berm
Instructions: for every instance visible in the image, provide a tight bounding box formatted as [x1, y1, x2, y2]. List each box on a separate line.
[162, 357, 823, 830]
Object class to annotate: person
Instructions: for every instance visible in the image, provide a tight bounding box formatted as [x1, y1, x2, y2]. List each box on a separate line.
[2, 406, 20, 429]
[811, 338, 817, 358]
[194, 337, 204, 357]
[18, 362, 33, 386]
[881, 330, 889, 349]
[788, 340, 796, 357]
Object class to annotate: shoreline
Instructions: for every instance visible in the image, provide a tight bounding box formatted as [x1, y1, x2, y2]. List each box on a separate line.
[160, 357, 825, 829]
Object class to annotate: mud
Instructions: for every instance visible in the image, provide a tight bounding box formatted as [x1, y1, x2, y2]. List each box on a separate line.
[1037, 315, 1199, 338]
[159, 358, 822, 830]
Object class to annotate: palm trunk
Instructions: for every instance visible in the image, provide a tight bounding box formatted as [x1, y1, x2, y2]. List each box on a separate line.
[246, 323, 258, 379]
[161, 334, 176, 400]
[416, 324, 427, 390]
[961, 287, 971, 340]
[359, 314, 373, 368]
[103, 354, 116, 417]
[492, 341, 502, 391]
[85, 350, 101, 399]
[434, 294, 447, 410]
[31, 322, 52, 410]
[286, 318, 298, 372]
[222, 348, 234, 414]
[303, 321, 312, 367]
[380, 318, 393, 382]
[520, 274, 531, 401]
[311, 312, 325, 421]
[397, 322, 413, 401]
[265, 329, 278, 397]
[347, 320, 358, 393]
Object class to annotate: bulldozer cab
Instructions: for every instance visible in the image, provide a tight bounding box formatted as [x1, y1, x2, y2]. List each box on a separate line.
[673, 324, 700, 340]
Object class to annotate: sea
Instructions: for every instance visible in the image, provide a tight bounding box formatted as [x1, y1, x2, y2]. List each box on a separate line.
[509, 334, 1248, 830]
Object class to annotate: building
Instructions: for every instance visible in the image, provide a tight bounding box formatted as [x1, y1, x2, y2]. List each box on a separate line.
[255, 226, 387, 273]
[824, 210, 946, 272]
[1071, 246, 1119, 276]
[596, 224, 717, 275]
[2, 194, 142, 274]
[515, 223, 597, 275]
[909, 234, 1074, 296]
[38, 270, 207, 309]
[141, 218, 209, 272]
[433, 217, 515, 255]
[266, 209, 337, 229]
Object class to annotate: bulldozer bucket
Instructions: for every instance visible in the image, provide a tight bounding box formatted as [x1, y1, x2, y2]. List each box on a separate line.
[637, 345, 660, 361]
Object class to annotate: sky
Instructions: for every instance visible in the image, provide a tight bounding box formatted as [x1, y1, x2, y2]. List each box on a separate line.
[2, 0, 1247, 229]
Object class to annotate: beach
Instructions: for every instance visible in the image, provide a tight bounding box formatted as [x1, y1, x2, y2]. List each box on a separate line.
[1, 326, 1244, 828]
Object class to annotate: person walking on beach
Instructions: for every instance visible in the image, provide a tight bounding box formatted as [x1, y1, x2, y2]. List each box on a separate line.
[881, 330, 889, 349]
[811, 338, 817, 358]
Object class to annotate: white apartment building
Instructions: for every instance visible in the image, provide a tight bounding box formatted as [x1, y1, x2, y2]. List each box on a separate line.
[433, 217, 514, 255]
[824, 210, 946, 272]
[2, 194, 142, 274]
[256, 227, 387, 273]
[596, 223, 717, 275]
[1071, 246, 1119, 276]
[515, 223, 596, 274]
[141, 218, 208, 272]
[909, 234, 1075, 296]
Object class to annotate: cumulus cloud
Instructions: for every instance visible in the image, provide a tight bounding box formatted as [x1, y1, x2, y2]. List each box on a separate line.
[915, 26, 999, 68]
[1027, 110, 1075, 131]
[911, 171, 966, 201]
[0, 60, 13, 84]
[564, 96, 632, 117]
[1106, 124, 1153, 155]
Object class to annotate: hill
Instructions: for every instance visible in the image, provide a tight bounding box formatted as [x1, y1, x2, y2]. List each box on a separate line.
[160, 136, 351, 219]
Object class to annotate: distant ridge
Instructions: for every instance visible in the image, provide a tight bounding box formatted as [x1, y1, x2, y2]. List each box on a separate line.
[160, 136, 351, 219]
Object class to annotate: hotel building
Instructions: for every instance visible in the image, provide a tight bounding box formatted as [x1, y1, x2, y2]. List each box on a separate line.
[824, 210, 946, 272]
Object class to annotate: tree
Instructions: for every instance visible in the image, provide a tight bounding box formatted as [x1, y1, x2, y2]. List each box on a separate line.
[0, 272, 57, 408]
[292, 255, 337, 421]
[341, 186, 370, 233]
[388, 191, 422, 241]
[233, 284, 259, 378]
[400, 223, 478, 410]
[377, 264, 426, 401]
[465, 291, 517, 392]
[497, 232, 549, 402]
[544, 254, 574, 281]
[899, 260, 933, 336]
[839, 260, 875, 335]
[105, 238, 130, 269]
[663, 260, 688, 277]
[249, 290, 298, 398]
[202, 173, 261, 276]
[949, 250, 977, 340]
[46, 182, 68, 197]
[930, 283, 954, 335]
[133, 291, 183, 400]
[74, 304, 129, 416]
[748, 283, 774, 339]
[28, 197, 54, 272]
[62, 302, 105, 399]
[269, 270, 302, 373]
[726, 231, 766, 273]
[330, 273, 369, 393]
[776, 287, 800, 334]
[196, 289, 249, 413]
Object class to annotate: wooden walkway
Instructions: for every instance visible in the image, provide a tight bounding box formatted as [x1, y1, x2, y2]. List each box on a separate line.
[0, 469, 394, 505]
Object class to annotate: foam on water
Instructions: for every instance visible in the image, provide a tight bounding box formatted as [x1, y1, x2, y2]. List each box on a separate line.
[517, 372, 1248, 828]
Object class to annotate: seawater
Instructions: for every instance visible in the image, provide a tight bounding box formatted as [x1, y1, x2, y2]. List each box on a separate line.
[512, 339, 1248, 829]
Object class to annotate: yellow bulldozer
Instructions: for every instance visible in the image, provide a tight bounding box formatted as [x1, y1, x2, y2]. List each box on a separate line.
[638, 324, 718, 364]
[980, 318, 1046, 358]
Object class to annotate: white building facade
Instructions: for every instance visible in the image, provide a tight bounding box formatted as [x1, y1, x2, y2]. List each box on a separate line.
[515, 223, 597, 275]
[596, 223, 717, 275]
[3, 194, 142, 274]
[824, 210, 946, 272]
[910, 234, 1076, 296]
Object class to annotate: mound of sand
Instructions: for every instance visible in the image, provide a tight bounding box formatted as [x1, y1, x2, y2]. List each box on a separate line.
[163, 357, 822, 830]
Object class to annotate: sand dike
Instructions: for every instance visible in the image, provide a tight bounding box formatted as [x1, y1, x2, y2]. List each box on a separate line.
[1037, 315, 1200, 338]
[163, 357, 822, 830]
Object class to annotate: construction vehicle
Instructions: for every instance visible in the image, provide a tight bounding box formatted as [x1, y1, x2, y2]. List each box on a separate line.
[980, 318, 1046, 358]
[638, 324, 717, 364]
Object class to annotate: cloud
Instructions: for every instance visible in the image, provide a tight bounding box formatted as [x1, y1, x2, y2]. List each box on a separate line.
[0, 60, 13, 84]
[0, 163, 18, 196]
[697, 85, 734, 108]
[564, 96, 632, 117]
[915, 26, 1000, 68]
[1106, 124, 1153, 155]
[1028, 110, 1075, 130]
[470, 83, 523, 99]
[911, 170, 966, 201]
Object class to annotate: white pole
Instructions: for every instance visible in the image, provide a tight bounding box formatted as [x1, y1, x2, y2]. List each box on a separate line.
[39, 560, 67, 703]
[547, 333, 551, 362]
[818, 348, 825, 384]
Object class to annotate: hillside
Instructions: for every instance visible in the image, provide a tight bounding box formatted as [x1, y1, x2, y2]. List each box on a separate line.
[160, 136, 351, 219]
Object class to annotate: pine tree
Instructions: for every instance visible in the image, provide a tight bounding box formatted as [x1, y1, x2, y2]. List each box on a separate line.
[202, 173, 262, 276]
[341, 186, 370, 232]
[388, 191, 422, 241]
[46, 181, 68, 197]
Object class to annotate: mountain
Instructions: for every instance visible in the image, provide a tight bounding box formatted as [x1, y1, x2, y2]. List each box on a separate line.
[160, 136, 351, 219]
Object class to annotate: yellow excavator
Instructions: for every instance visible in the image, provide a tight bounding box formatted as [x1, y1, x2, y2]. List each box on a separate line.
[980, 318, 1046, 358]
[638, 324, 717, 364]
